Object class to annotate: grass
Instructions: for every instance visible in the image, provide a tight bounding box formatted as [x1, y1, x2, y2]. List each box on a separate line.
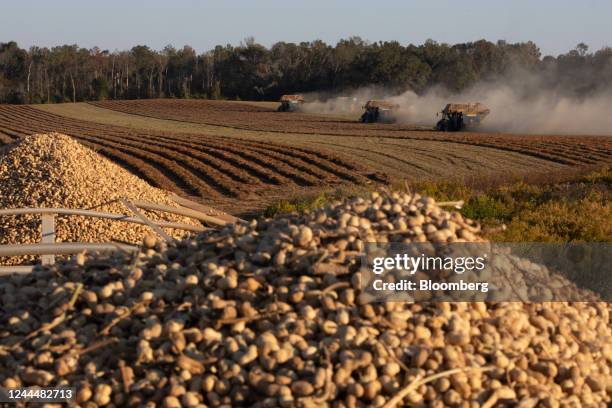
[265, 167, 612, 242]
[263, 188, 362, 218]
[411, 166, 612, 242]
[263, 193, 329, 218]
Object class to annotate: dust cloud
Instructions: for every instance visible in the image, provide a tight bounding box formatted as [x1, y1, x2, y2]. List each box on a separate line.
[302, 76, 612, 136]
[300, 87, 387, 116]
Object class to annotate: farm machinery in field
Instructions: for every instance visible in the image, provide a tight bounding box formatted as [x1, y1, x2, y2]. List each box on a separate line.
[360, 100, 400, 123]
[436, 103, 490, 131]
[277, 94, 305, 112]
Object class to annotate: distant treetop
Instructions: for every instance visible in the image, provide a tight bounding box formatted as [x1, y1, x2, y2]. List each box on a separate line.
[0, 39, 610, 104]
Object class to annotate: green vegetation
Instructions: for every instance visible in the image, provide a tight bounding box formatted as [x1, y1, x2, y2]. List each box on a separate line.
[1, 38, 611, 103]
[412, 167, 611, 242]
[263, 190, 357, 218]
[265, 167, 611, 242]
[264, 194, 327, 218]
[91, 77, 109, 100]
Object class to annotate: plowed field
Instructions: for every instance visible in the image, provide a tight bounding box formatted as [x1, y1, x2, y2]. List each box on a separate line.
[3, 99, 611, 215]
[0, 105, 386, 214]
[90, 99, 612, 167]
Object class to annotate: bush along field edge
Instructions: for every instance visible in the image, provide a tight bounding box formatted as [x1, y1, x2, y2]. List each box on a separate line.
[264, 166, 611, 242]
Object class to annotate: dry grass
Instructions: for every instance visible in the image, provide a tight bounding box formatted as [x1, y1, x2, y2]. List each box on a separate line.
[410, 166, 612, 241]
[266, 167, 611, 242]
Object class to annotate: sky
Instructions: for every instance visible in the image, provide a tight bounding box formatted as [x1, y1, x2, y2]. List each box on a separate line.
[2, 0, 611, 56]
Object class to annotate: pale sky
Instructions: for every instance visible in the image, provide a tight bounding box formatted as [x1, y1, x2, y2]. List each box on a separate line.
[2, 0, 611, 56]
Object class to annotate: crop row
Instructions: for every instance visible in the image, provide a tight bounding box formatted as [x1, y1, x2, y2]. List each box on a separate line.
[91, 99, 612, 166]
[0, 105, 383, 202]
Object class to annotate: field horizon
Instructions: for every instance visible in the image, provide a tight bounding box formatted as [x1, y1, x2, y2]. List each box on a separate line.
[0, 98, 605, 215]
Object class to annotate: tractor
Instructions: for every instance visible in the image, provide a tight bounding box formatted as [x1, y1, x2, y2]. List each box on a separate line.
[360, 100, 399, 123]
[277, 94, 305, 112]
[436, 103, 490, 131]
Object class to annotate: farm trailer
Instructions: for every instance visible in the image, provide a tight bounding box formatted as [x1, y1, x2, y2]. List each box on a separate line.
[277, 94, 305, 112]
[436, 103, 491, 131]
[360, 100, 400, 123]
[0, 195, 240, 275]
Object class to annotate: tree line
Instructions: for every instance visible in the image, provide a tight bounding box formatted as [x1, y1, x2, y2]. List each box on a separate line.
[0, 37, 610, 104]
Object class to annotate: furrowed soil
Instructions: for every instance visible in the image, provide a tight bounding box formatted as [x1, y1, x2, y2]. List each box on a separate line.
[0, 105, 384, 216]
[20, 99, 612, 215]
[87, 99, 612, 166]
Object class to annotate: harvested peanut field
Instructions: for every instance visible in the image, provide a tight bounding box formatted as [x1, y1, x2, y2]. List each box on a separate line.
[3, 100, 611, 215]
[0, 105, 387, 215]
[89, 99, 612, 166]
[2, 190, 611, 407]
[39, 103, 610, 176]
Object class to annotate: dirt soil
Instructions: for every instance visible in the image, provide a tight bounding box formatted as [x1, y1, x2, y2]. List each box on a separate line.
[3, 99, 609, 215]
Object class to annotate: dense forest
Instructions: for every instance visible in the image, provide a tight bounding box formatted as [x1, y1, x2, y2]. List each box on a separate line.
[0, 38, 611, 104]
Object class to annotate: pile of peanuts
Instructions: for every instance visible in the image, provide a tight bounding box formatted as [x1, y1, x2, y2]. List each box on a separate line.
[0, 133, 199, 265]
[0, 190, 609, 407]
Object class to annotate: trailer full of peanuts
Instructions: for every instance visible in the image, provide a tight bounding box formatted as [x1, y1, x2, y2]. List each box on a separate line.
[0, 134, 610, 407]
[0, 133, 201, 266]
